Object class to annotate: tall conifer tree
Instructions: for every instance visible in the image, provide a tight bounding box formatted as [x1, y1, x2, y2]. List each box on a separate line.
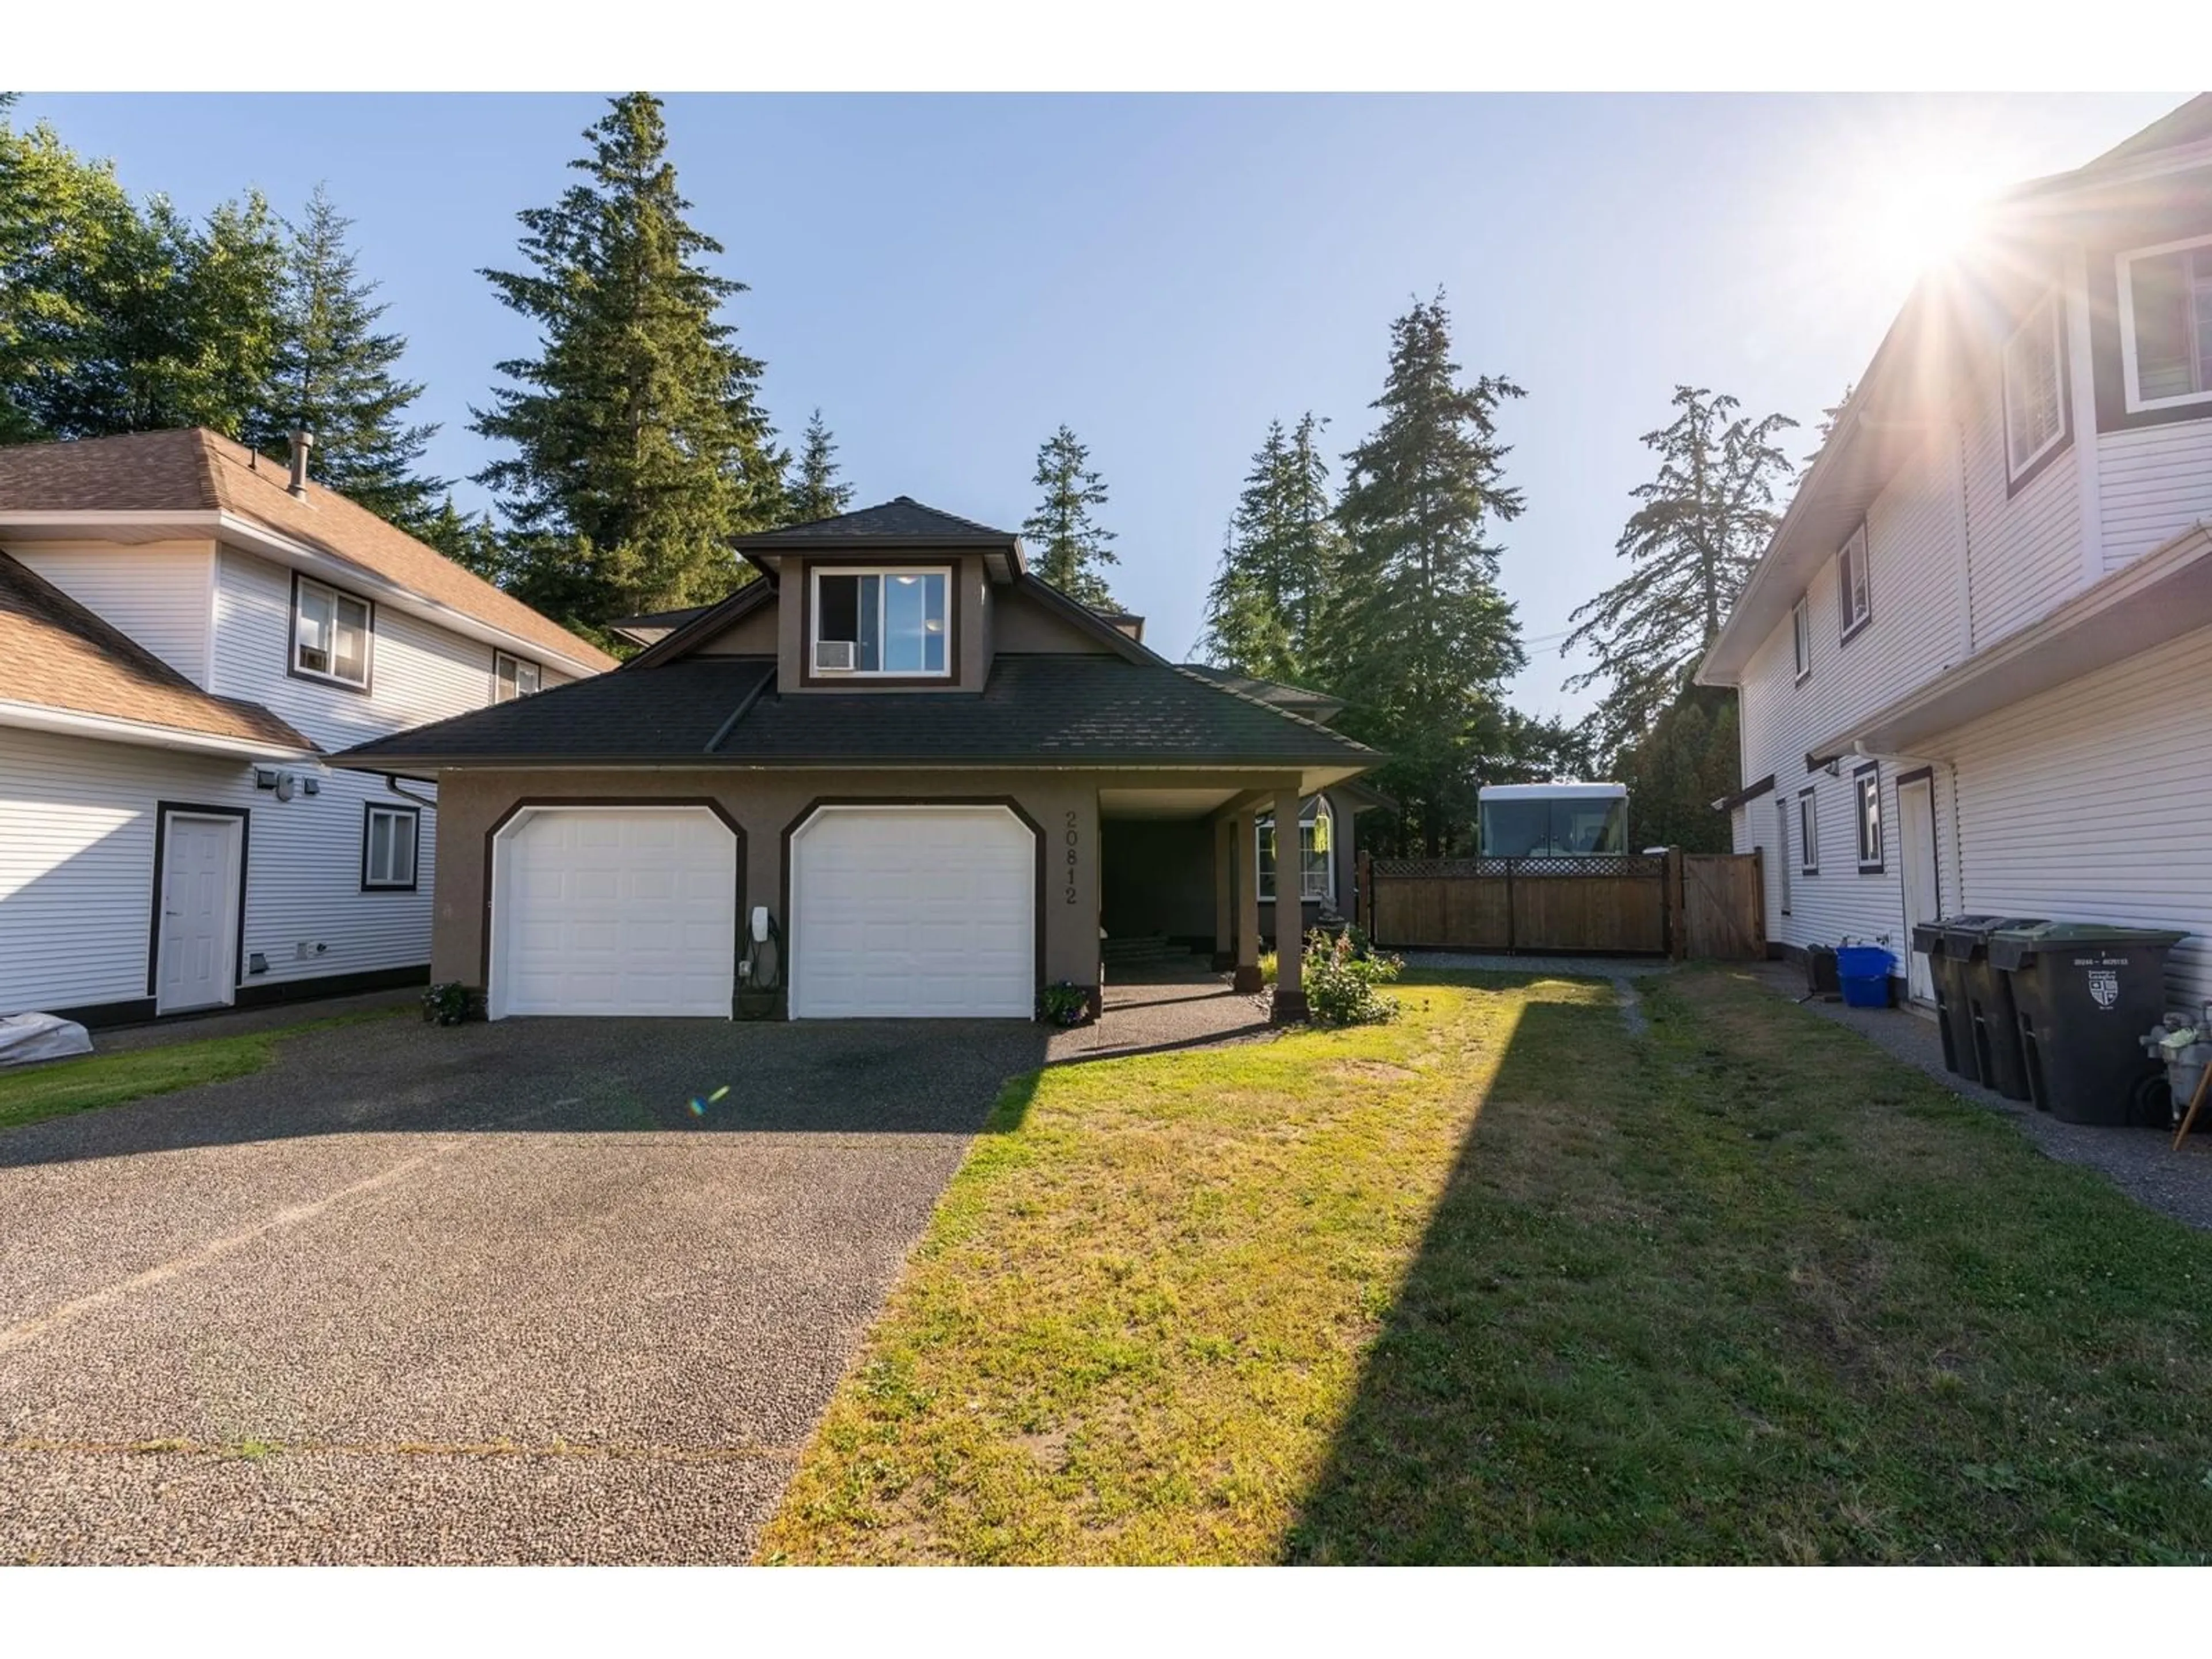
[471, 92, 784, 628]
[1201, 412, 1339, 683]
[248, 184, 445, 526]
[783, 407, 853, 523]
[1332, 293, 1527, 854]
[1022, 425, 1119, 609]
[1562, 385, 1796, 761]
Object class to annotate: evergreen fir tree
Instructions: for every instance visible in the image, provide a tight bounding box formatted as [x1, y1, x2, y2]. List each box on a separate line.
[1562, 386, 1796, 762]
[247, 184, 445, 527]
[783, 407, 853, 524]
[1331, 292, 1528, 855]
[1022, 425, 1119, 609]
[471, 92, 785, 627]
[1200, 411, 1339, 683]
[416, 494, 509, 584]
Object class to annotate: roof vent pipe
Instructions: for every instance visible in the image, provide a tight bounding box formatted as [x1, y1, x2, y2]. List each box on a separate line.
[287, 430, 314, 498]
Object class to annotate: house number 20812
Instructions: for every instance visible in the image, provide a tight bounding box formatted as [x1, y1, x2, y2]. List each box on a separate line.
[1063, 811, 1080, 906]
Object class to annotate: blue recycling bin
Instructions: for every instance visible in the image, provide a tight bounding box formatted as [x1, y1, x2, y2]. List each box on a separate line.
[1836, 944, 1897, 1009]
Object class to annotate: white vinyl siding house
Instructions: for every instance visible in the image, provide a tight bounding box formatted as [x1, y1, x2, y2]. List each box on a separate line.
[1705, 109, 2212, 1010]
[0, 539, 588, 1019]
[0, 430, 611, 1022]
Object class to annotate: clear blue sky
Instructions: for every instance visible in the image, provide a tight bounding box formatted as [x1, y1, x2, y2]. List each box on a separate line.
[17, 92, 2190, 715]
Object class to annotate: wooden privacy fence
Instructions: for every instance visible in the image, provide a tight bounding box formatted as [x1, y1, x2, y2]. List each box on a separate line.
[1357, 848, 1766, 960]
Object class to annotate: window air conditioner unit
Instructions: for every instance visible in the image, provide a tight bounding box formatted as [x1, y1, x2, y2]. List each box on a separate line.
[813, 639, 856, 672]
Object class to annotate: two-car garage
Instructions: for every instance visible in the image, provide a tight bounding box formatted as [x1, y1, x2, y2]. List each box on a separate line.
[487, 802, 1036, 1021]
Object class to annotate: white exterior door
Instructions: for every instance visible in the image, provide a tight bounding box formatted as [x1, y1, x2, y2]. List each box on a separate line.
[157, 813, 241, 1014]
[491, 807, 737, 1018]
[790, 805, 1035, 1018]
[1897, 776, 1941, 1003]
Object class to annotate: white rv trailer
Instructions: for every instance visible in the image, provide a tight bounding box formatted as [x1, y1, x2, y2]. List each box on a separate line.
[1476, 783, 1630, 858]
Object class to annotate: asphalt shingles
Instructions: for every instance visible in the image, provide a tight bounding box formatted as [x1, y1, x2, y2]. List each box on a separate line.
[332, 652, 1377, 768]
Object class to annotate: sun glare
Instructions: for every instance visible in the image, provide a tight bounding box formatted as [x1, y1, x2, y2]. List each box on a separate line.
[1869, 163, 2001, 278]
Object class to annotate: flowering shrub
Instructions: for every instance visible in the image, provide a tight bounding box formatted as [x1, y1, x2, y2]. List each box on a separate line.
[1036, 980, 1096, 1027]
[1301, 927, 1402, 1027]
[421, 982, 483, 1026]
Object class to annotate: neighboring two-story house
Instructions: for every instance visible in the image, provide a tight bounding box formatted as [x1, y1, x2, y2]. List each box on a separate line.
[0, 427, 617, 1025]
[1698, 96, 2212, 1009]
[332, 498, 1381, 1022]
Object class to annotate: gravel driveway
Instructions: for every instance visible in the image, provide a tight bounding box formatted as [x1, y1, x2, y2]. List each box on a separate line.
[0, 1012, 1063, 1565]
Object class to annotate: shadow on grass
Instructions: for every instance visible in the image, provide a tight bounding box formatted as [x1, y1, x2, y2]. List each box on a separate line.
[1280, 985, 1619, 1564]
[1281, 967, 2212, 1565]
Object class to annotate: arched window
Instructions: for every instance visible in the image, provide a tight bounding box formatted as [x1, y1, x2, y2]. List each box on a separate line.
[1256, 796, 1334, 903]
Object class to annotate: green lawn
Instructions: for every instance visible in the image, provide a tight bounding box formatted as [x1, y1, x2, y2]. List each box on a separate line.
[0, 1007, 403, 1134]
[759, 968, 2212, 1565]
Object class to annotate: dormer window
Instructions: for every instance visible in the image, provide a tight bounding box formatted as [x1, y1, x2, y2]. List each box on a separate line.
[811, 567, 950, 677]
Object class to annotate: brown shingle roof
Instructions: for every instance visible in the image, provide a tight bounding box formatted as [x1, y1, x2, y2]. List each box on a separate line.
[0, 430, 618, 673]
[0, 552, 313, 752]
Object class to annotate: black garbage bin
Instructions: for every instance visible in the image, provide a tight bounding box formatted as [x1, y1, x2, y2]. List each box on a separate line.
[1948, 914, 2047, 1101]
[1988, 923, 2188, 1125]
[1913, 919, 1977, 1079]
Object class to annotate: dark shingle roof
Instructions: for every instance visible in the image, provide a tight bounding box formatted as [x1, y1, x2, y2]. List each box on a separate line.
[733, 497, 1017, 548]
[1178, 662, 1345, 720]
[329, 653, 1377, 771]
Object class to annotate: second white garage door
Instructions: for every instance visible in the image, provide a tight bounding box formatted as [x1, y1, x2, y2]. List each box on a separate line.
[789, 804, 1035, 1018]
[492, 806, 737, 1018]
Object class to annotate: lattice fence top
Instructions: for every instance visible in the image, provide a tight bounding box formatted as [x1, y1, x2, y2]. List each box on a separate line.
[1370, 854, 1669, 880]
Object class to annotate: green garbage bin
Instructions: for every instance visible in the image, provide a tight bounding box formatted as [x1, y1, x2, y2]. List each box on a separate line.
[1987, 923, 2188, 1125]
[1912, 917, 1986, 1082]
[1948, 915, 2047, 1102]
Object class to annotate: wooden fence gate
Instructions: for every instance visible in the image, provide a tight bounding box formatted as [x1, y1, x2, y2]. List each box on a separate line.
[1359, 848, 1764, 960]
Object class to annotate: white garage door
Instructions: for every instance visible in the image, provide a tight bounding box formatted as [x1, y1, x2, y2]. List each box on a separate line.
[790, 805, 1035, 1018]
[493, 806, 737, 1018]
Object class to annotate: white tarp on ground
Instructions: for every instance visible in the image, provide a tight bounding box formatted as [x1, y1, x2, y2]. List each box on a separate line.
[0, 1012, 93, 1067]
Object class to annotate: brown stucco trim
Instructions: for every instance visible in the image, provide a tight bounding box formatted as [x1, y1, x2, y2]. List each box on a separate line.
[778, 796, 1047, 1014]
[476, 797, 747, 1009]
[796, 558, 964, 690]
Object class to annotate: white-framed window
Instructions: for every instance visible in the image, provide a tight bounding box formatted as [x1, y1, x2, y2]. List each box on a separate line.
[1257, 796, 1335, 903]
[1854, 764, 1883, 872]
[494, 651, 541, 702]
[1798, 787, 1819, 877]
[1776, 796, 1792, 915]
[810, 566, 950, 676]
[1791, 594, 1811, 682]
[2001, 290, 2069, 480]
[1836, 525, 1871, 641]
[361, 802, 419, 891]
[292, 574, 372, 688]
[2117, 234, 2212, 413]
